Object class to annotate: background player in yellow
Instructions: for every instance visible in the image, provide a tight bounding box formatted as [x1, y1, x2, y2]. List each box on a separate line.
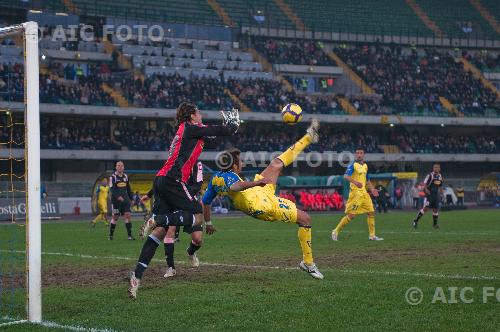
[91, 177, 109, 226]
[331, 147, 384, 241]
[202, 120, 324, 279]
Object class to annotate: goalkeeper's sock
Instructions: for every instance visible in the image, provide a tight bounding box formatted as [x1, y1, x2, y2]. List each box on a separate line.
[277, 134, 312, 167]
[298, 225, 313, 266]
[335, 215, 353, 234]
[367, 214, 376, 238]
[134, 234, 160, 279]
[164, 238, 175, 268]
[109, 222, 116, 237]
[187, 241, 201, 256]
[125, 222, 132, 237]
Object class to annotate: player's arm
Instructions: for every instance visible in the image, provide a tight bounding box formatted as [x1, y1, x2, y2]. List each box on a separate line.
[126, 179, 133, 201]
[344, 163, 363, 188]
[229, 178, 271, 192]
[423, 173, 432, 194]
[366, 180, 379, 197]
[201, 181, 217, 235]
[109, 176, 119, 200]
[141, 188, 153, 203]
[185, 123, 238, 138]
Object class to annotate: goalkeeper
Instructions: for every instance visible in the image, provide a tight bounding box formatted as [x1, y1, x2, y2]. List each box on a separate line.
[128, 104, 240, 299]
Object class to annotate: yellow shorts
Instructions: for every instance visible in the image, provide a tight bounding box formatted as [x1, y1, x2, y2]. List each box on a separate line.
[98, 202, 108, 214]
[345, 190, 374, 215]
[250, 174, 298, 223]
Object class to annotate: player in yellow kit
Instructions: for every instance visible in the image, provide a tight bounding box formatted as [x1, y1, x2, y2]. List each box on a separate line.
[202, 120, 323, 279]
[91, 178, 110, 226]
[331, 147, 384, 241]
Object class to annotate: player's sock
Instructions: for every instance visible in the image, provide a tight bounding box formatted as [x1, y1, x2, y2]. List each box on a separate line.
[125, 222, 132, 237]
[174, 227, 180, 240]
[414, 209, 424, 222]
[277, 134, 312, 167]
[335, 215, 353, 234]
[92, 214, 100, 224]
[187, 241, 201, 256]
[432, 213, 439, 226]
[134, 234, 161, 279]
[367, 214, 376, 238]
[109, 222, 116, 237]
[164, 237, 175, 268]
[298, 225, 313, 265]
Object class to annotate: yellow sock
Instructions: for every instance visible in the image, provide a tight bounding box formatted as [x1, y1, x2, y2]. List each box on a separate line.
[298, 226, 313, 265]
[92, 214, 101, 224]
[367, 215, 375, 238]
[277, 134, 312, 167]
[335, 215, 352, 234]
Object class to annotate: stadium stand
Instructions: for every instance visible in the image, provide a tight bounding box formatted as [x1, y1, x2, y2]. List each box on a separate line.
[216, 0, 294, 28]
[284, 0, 433, 36]
[333, 44, 499, 117]
[24, 117, 499, 154]
[416, 0, 498, 38]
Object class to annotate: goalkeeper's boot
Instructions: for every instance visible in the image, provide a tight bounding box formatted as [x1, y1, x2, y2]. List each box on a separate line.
[187, 250, 200, 267]
[306, 118, 320, 143]
[299, 261, 324, 280]
[128, 271, 140, 299]
[331, 229, 338, 241]
[369, 236, 384, 241]
[139, 213, 156, 240]
[164, 267, 177, 278]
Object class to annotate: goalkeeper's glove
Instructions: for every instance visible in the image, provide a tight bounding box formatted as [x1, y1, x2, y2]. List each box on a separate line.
[221, 108, 242, 132]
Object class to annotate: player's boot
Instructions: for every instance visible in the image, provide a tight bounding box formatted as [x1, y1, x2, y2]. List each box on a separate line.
[90, 221, 96, 228]
[412, 220, 418, 229]
[164, 267, 177, 278]
[331, 229, 338, 241]
[187, 251, 200, 267]
[433, 224, 440, 229]
[128, 271, 140, 299]
[369, 236, 384, 241]
[299, 261, 324, 280]
[128, 236, 136, 241]
[139, 214, 156, 240]
[109, 235, 113, 240]
[306, 118, 320, 143]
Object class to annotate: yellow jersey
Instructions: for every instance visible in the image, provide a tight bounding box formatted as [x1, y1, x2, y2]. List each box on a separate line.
[345, 161, 368, 192]
[202, 171, 273, 219]
[97, 185, 109, 205]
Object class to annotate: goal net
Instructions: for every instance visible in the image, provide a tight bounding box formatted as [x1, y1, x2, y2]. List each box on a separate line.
[0, 22, 41, 326]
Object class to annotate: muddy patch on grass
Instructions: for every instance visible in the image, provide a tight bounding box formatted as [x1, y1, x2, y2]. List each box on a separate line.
[41, 263, 275, 288]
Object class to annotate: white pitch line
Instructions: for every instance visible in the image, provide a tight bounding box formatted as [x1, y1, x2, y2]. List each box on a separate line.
[0, 318, 119, 332]
[37, 320, 120, 332]
[0, 319, 27, 327]
[2, 249, 499, 281]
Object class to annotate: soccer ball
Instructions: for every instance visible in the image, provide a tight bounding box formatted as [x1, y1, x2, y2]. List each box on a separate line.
[281, 103, 303, 125]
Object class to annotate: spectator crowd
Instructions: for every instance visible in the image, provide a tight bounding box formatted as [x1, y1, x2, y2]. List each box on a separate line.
[334, 44, 499, 117]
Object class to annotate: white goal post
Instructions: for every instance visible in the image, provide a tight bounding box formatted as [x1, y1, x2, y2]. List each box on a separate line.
[0, 21, 41, 323]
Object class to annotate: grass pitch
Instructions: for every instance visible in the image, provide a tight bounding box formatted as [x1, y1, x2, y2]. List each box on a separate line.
[1, 209, 499, 331]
